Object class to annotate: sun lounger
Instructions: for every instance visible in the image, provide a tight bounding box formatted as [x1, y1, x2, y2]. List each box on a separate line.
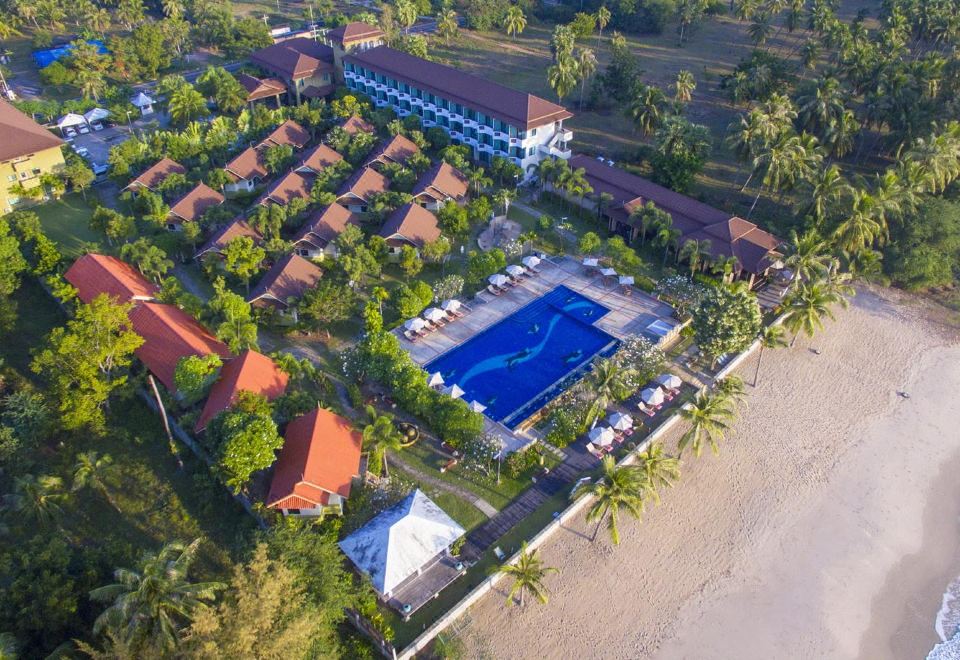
[403, 330, 420, 342]
[637, 402, 656, 417]
[493, 546, 506, 561]
[487, 284, 503, 296]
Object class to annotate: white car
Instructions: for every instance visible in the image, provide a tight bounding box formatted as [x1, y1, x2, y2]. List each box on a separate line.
[74, 147, 90, 158]
[64, 128, 77, 138]
[78, 125, 90, 134]
[92, 123, 104, 132]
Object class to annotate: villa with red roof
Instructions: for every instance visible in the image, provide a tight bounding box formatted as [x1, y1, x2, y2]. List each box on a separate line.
[223, 146, 270, 194]
[257, 170, 315, 208]
[123, 157, 186, 196]
[266, 407, 363, 516]
[262, 119, 312, 150]
[167, 183, 224, 230]
[196, 219, 264, 260]
[336, 166, 390, 213]
[235, 72, 286, 107]
[292, 203, 362, 260]
[64, 254, 159, 305]
[195, 350, 289, 432]
[339, 114, 375, 136]
[412, 161, 469, 210]
[364, 134, 420, 169]
[247, 254, 322, 317]
[295, 143, 344, 176]
[379, 203, 441, 256]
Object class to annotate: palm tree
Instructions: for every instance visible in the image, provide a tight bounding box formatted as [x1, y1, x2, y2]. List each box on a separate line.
[782, 279, 850, 347]
[583, 358, 634, 426]
[168, 85, 208, 126]
[832, 189, 887, 255]
[90, 539, 223, 653]
[547, 56, 578, 103]
[747, 14, 773, 45]
[574, 455, 646, 544]
[715, 374, 747, 409]
[636, 443, 680, 505]
[595, 5, 611, 48]
[493, 188, 516, 216]
[803, 164, 851, 226]
[672, 69, 696, 103]
[753, 324, 787, 386]
[72, 451, 120, 512]
[677, 390, 737, 457]
[575, 48, 598, 110]
[655, 225, 682, 266]
[467, 167, 492, 196]
[4, 474, 66, 525]
[496, 542, 557, 606]
[784, 228, 837, 282]
[362, 406, 405, 477]
[710, 255, 739, 283]
[678, 238, 712, 274]
[395, 0, 418, 28]
[503, 5, 526, 39]
[436, 9, 458, 45]
[531, 157, 557, 196]
[627, 84, 667, 136]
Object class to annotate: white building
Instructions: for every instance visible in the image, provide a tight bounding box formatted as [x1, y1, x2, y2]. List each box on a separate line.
[343, 46, 573, 176]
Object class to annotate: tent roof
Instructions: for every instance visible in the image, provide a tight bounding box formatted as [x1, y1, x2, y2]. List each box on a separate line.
[57, 113, 87, 128]
[83, 107, 109, 122]
[131, 91, 154, 107]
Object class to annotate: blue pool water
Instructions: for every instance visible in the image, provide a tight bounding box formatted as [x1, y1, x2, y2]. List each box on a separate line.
[33, 40, 109, 69]
[425, 286, 619, 428]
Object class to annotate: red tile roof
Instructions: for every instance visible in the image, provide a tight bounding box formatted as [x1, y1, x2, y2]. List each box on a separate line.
[251, 38, 335, 80]
[325, 22, 385, 46]
[195, 349, 289, 432]
[267, 407, 363, 509]
[235, 72, 287, 102]
[258, 170, 315, 207]
[379, 203, 441, 248]
[340, 114, 374, 135]
[262, 119, 311, 150]
[345, 46, 573, 131]
[196, 219, 263, 259]
[125, 157, 186, 191]
[64, 253, 159, 305]
[128, 303, 231, 392]
[225, 146, 269, 182]
[296, 143, 343, 174]
[168, 183, 224, 223]
[0, 98, 64, 162]
[248, 254, 322, 308]
[412, 161, 468, 203]
[336, 166, 390, 203]
[364, 134, 420, 168]
[293, 203, 362, 250]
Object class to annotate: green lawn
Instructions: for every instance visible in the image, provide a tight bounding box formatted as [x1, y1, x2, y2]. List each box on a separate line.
[431, 491, 488, 532]
[29, 193, 103, 258]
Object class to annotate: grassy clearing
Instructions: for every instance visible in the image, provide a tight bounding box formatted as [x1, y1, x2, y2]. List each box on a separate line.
[431, 491, 488, 532]
[28, 193, 103, 258]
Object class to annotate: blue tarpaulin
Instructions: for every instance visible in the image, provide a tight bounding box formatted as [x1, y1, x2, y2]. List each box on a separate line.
[33, 40, 109, 69]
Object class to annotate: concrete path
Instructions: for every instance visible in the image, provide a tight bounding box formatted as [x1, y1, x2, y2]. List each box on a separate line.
[390, 454, 499, 518]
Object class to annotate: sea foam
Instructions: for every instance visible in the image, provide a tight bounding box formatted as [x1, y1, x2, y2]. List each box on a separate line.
[928, 576, 960, 660]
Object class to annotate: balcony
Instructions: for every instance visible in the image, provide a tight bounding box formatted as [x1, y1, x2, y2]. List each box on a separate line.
[538, 143, 572, 159]
[559, 129, 573, 142]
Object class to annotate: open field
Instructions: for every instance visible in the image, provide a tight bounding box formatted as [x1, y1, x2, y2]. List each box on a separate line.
[30, 193, 102, 258]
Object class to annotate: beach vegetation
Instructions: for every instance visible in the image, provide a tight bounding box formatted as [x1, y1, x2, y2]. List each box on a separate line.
[782, 275, 854, 347]
[691, 283, 762, 366]
[495, 542, 557, 607]
[573, 455, 647, 545]
[677, 389, 738, 457]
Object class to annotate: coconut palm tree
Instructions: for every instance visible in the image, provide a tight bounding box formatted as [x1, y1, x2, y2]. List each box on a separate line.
[782, 279, 850, 347]
[672, 69, 696, 103]
[583, 358, 635, 426]
[677, 390, 737, 457]
[627, 84, 667, 136]
[575, 47, 597, 110]
[4, 474, 66, 526]
[90, 539, 223, 654]
[802, 164, 851, 226]
[753, 324, 787, 386]
[503, 5, 526, 39]
[547, 56, 578, 103]
[595, 5, 611, 48]
[656, 225, 682, 267]
[636, 443, 680, 505]
[715, 374, 747, 409]
[574, 455, 646, 544]
[678, 238, 712, 274]
[168, 85, 208, 126]
[630, 201, 669, 246]
[72, 451, 121, 512]
[395, 0, 418, 28]
[467, 167, 492, 196]
[784, 228, 837, 281]
[496, 542, 557, 606]
[747, 14, 773, 45]
[710, 255, 740, 283]
[436, 9, 458, 45]
[362, 406, 405, 477]
[832, 189, 887, 254]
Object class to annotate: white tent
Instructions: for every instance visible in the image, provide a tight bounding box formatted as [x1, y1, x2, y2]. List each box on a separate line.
[506, 264, 525, 277]
[488, 273, 508, 287]
[600, 267, 617, 277]
[57, 113, 87, 129]
[582, 257, 599, 267]
[589, 426, 615, 447]
[83, 107, 109, 124]
[441, 299, 461, 312]
[467, 400, 487, 413]
[423, 307, 446, 323]
[656, 373, 682, 390]
[641, 387, 665, 406]
[404, 317, 427, 332]
[618, 275, 635, 285]
[339, 490, 465, 597]
[131, 91, 155, 115]
[608, 412, 634, 431]
[522, 255, 541, 269]
[427, 372, 445, 388]
[442, 383, 465, 399]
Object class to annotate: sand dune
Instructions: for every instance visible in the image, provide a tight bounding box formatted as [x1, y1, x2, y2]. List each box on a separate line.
[459, 287, 960, 660]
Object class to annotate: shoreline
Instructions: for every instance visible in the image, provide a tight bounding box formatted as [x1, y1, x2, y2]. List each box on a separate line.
[459, 287, 960, 660]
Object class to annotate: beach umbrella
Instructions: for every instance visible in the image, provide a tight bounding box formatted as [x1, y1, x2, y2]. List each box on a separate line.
[468, 400, 487, 413]
[423, 307, 447, 322]
[404, 317, 427, 332]
[589, 426, 615, 447]
[506, 264, 525, 277]
[641, 387, 665, 406]
[600, 267, 617, 277]
[522, 255, 541, 269]
[618, 275, 635, 285]
[443, 383, 465, 399]
[488, 273, 508, 287]
[427, 372, 445, 388]
[608, 412, 634, 431]
[582, 257, 599, 267]
[656, 373, 682, 390]
[441, 299, 461, 312]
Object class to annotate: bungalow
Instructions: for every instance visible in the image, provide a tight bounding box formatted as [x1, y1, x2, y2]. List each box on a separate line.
[128, 302, 231, 393]
[195, 349, 289, 432]
[262, 119, 312, 151]
[167, 183, 224, 230]
[64, 253, 159, 305]
[223, 146, 269, 194]
[257, 170, 314, 208]
[378, 203, 441, 257]
[292, 203, 362, 260]
[364, 134, 420, 169]
[339, 114, 375, 136]
[411, 161, 468, 210]
[235, 72, 286, 107]
[247, 253, 322, 318]
[195, 218, 263, 260]
[250, 38, 336, 103]
[295, 143, 343, 175]
[123, 157, 186, 196]
[266, 406, 363, 516]
[335, 166, 390, 213]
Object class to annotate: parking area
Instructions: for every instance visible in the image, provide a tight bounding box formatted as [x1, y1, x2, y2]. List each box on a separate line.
[64, 112, 170, 174]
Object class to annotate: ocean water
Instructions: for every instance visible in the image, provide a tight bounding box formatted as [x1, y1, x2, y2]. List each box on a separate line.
[928, 576, 960, 660]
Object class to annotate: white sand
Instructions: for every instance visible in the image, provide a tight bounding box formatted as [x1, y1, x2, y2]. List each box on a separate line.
[459, 287, 960, 660]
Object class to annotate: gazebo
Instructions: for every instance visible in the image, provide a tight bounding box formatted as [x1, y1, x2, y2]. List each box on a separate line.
[56, 113, 87, 133]
[131, 91, 155, 116]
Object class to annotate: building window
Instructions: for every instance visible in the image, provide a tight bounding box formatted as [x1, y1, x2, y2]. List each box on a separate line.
[6, 175, 15, 182]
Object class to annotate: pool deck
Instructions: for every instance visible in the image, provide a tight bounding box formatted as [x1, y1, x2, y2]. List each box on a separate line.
[397, 256, 676, 453]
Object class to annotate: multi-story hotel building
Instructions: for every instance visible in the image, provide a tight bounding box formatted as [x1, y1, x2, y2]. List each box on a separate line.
[1, 99, 65, 214]
[343, 46, 573, 174]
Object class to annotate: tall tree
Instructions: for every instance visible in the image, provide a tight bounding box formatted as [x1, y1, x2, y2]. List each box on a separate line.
[677, 390, 737, 457]
[582, 358, 634, 426]
[782, 278, 851, 346]
[627, 84, 668, 136]
[496, 542, 557, 607]
[636, 443, 680, 505]
[72, 451, 120, 511]
[672, 69, 696, 103]
[3, 474, 66, 526]
[753, 323, 787, 386]
[574, 455, 647, 544]
[362, 405, 404, 477]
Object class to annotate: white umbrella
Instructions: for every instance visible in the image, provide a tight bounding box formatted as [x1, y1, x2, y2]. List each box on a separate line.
[467, 399, 487, 413]
[404, 317, 427, 332]
[506, 264, 525, 277]
[656, 373, 682, 389]
[608, 412, 634, 431]
[618, 275, 635, 285]
[641, 387, 665, 406]
[488, 273, 508, 287]
[427, 372, 445, 388]
[589, 426, 615, 447]
[600, 267, 617, 277]
[57, 113, 87, 129]
[582, 257, 599, 267]
[443, 383, 465, 399]
[522, 255, 541, 269]
[441, 299, 461, 312]
[423, 307, 447, 322]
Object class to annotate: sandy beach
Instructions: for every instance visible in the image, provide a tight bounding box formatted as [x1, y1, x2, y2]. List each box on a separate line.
[459, 286, 960, 660]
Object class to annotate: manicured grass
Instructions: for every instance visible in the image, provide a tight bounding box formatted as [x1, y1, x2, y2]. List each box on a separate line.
[431, 491, 488, 532]
[29, 193, 103, 258]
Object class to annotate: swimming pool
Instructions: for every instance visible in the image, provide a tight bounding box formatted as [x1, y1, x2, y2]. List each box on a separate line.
[425, 286, 619, 428]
